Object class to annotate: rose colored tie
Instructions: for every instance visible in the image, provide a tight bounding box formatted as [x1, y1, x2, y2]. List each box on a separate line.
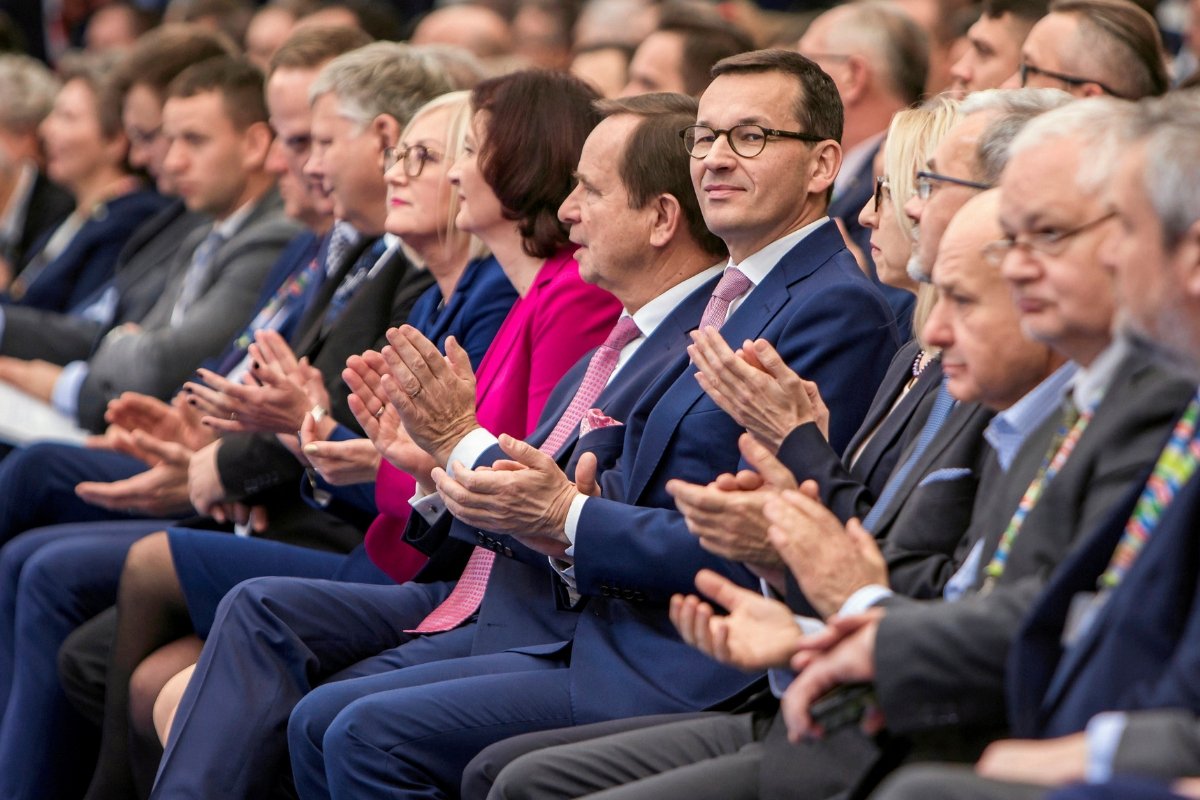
[409, 315, 644, 633]
[698, 267, 753, 330]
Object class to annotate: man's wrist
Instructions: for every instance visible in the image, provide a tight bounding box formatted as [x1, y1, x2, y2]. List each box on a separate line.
[433, 416, 481, 466]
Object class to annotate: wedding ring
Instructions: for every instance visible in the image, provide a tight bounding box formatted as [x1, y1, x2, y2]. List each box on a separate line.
[409, 386, 423, 398]
[375, 406, 385, 418]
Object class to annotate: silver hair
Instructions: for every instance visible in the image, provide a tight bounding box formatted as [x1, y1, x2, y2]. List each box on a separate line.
[821, 1, 929, 106]
[308, 42, 454, 129]
[1009, 95, 1131, 194]
[0, 55, 61, 133]
[1121, 92, 1200, 247]
[960, 88, 1075, 184]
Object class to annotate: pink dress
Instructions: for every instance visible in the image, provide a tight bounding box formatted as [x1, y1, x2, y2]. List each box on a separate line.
[364, 247, 623, 581]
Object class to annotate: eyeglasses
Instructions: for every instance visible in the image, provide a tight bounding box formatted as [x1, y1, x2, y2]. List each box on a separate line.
[915, 170, 992, 200]
[382, 144, 441, 177]
[1018, 62, 1125, 98]
[982, 210, 1116, 266]
[679, 124, 826, 159]
[873, 175, 890, 213]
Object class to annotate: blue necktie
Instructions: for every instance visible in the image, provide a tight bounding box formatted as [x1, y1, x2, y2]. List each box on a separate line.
[323, 238, 388, 330]
[170, 229, 226, 327]
[861, 379, 956, 532]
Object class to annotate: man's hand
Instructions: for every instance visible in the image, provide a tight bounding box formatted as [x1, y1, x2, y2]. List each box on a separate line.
[186, 441, 228, 518]
[75, 432, 196, 516]
[186, 363, 312, 435]
[431, 434, 577, 556]
[381, 326, 479, 465]
[688, 328, 826, 451]
[668, 433, 802, 572]
[975, 734, 1088, 787]
[105, 392, 215, 451]
[299, 412, 381, 486]
[671, 568, 804, 671]
[763, 487, 888, 619]
[0, 356, 63, 402]
[782, 609, 884, 741]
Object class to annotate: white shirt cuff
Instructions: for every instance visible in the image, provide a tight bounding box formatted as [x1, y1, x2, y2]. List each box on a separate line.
[409, 485, 446, 524]
[1085, 711, 1128, 783]
[564, 493, 588, 550]
[52, 360, 89, 419]
[446, 426, 497, 476]
[839, 584, 894, 617]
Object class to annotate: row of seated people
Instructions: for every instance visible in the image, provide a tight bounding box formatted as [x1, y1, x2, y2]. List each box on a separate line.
[0, 7, 1198, 800]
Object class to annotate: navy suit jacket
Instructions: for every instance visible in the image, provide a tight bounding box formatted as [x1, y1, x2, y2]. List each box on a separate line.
[1009, 453, 1200, 738]
[434, 221, 899, 723]
[8, 189, 169, 312]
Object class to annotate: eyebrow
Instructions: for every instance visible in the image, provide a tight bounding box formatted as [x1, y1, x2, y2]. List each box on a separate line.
[694, 115, 774, 127]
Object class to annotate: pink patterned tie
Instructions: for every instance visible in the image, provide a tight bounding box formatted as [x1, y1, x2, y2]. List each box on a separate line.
[698, 267, 752, 330]
[409, 315, 644, 633]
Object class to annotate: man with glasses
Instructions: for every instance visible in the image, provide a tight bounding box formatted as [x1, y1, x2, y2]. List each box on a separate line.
[1015, 0, 1167, 100]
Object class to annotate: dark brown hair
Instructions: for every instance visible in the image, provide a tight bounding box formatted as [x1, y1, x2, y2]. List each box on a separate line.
[113, 23, 237, 104]
[655, 6, 755, 97]
[472, 69, 602, 258]
[167, 55, 268, 130]
[596, 92, 726, 259]
[710, 49, 843, 143]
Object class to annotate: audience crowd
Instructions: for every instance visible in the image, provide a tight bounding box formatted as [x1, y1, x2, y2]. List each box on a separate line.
[0, 0, 1198, 799]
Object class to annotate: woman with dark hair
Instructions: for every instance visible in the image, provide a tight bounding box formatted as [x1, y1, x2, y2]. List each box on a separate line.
[3, 51, 167, 313]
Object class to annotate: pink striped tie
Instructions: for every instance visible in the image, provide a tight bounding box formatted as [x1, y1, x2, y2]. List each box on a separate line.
[409, 315, 643, 633]
[698, 267, 752, 330]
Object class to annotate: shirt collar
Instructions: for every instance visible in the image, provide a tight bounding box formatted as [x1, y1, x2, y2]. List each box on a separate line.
[629, 263, 725, 338]
[1070, 336, 1128, 412]
[213, 196, 258, 239]
[984, 360, 1080, 471]
[729, 216, 829, 289]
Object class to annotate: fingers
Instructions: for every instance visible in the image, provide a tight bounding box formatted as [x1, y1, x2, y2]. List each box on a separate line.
[299, 411, 320, 452]
[738, 433, 798, 489]
[346, 392, 380, 441]
[385, 325, 449, 387]
[444, 336, 475, 382]
[667, 478, 729, 515]
[131, 430, 192, 466]
[693, 568, 750, 610]
[497, 434, 557, 473]
[574, 451, 601, 497]
[253, 329, 299, 372]
[751, 339, 798, 382]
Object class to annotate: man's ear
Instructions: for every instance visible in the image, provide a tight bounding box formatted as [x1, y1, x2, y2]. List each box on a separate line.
[241, 120, 274, 170]
[648, 193, 683, 248]
[806, 140, 842, 199]
[372, 113, 403, 151]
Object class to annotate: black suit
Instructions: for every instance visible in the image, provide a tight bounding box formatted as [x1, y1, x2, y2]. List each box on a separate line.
[214, 243, 434, 550]
[7, 171, 73, 276]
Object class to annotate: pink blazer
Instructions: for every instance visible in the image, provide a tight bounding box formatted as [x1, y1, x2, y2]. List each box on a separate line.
[365, 248, 622, 581]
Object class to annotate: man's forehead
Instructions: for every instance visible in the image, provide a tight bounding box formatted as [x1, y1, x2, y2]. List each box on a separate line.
[698, 72, 799, 124]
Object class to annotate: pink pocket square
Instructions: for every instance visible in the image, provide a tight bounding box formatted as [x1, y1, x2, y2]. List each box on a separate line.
[580, 408, 623, 437]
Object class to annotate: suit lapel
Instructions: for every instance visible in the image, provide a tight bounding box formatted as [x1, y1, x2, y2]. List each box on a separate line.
[623, 226, 843, 503]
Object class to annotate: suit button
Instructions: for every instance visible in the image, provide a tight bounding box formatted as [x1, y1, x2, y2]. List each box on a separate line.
[504, 547, 514, 558]
[475, 534, 486, 545]
[600, 586, 611, 597]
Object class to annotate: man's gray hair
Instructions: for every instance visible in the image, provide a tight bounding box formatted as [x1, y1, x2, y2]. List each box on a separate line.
[1008, 96, 1133, 194]
[309, 41, 454, 129]
[961, 87, 1075, 184]
[0, 55, 61, 134]
[1122, 92, 1200, 247]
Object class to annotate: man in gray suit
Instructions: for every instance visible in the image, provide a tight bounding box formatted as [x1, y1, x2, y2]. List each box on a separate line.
[0, 55, 299, 433]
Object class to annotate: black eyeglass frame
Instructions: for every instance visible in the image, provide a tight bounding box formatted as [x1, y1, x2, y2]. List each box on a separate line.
[679, 124, 827, 159]
[1018, 62, 1125, 99]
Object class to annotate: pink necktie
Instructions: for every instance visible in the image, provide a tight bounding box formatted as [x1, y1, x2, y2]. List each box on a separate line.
[698, 267, 752, 330]
[409, 315, 643, 634]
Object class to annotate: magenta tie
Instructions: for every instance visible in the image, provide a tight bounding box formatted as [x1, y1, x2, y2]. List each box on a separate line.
[698, 267, 752, 330]
[408, 315, 644, 634]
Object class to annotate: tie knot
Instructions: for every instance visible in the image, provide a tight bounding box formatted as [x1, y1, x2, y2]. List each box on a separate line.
[713, 267, 752, 302]
[603, 315, 642, 351]
[327, 221, 362, 271]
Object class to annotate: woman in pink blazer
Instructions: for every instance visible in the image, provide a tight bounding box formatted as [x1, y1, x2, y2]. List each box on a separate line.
[364, 70, 622, 580]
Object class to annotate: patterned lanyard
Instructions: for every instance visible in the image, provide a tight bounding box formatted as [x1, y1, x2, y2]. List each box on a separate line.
[981, 401, 1095, 590]
[1098, 393, 1200, 590]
